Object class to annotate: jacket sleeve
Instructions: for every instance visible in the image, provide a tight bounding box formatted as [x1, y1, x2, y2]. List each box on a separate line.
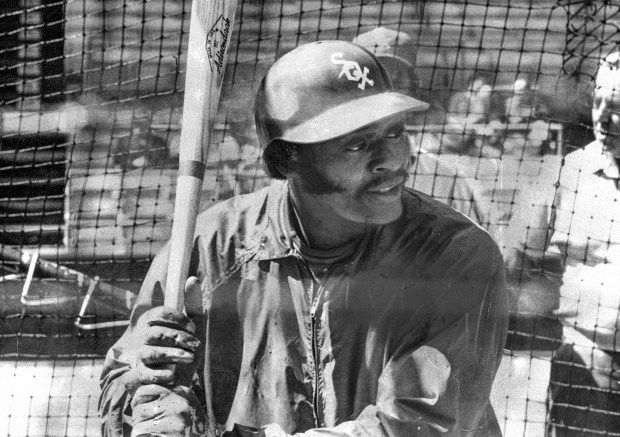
[233, 258, 509, 437]
[98, 243, 207, 436]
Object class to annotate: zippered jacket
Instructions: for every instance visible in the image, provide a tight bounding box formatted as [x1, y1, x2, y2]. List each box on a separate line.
[100, 180, 508, 436]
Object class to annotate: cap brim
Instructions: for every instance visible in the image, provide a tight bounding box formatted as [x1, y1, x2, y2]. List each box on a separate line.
[280, 92, 429, 144]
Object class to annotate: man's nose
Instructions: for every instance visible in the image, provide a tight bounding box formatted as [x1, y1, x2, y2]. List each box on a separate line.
[370, 138, 409, 173]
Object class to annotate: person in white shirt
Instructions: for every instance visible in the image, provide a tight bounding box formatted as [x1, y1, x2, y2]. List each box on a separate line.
[504, 51, 620, 436]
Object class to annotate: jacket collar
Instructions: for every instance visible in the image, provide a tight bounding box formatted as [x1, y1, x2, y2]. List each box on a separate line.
[250, 180, 371, 274]
[581, 141, 620, 179]
[249, 180, 301, 261]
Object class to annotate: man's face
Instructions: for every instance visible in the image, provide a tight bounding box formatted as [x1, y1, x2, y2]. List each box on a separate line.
[289, 114, 410, 226]
[592, 78, 620, 158]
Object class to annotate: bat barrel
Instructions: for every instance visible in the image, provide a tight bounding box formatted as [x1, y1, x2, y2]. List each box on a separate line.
[164, 0, 238, 309]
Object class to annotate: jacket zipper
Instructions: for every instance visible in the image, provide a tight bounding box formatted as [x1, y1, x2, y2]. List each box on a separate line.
[297, 252, 326, 428]
[310, 283, 324, 428]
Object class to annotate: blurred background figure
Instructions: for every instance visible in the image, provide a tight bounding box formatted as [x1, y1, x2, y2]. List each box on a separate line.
[504, 51, 620, 436]
[448, 73, 494, 125]
[436, 27, 496, 108]
[226, 112, 270, 195]
[446, 73, 502, 156]
[504, 77, 533, 124]
[498, 75, 553, 157]
[226, 114, 262, 172]
[212, 110, 268, 200]
[111, 112, 169, 171]
[212, 131, 242, 201]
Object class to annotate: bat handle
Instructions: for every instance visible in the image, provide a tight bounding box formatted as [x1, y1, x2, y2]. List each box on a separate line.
[135, 174, 205, 435]
[165, 170, 204, 312]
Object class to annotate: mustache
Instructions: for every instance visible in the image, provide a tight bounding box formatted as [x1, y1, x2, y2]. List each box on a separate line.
[364, 169, 409, 191]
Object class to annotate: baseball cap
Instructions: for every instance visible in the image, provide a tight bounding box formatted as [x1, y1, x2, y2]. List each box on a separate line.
[255, 40, 429, 147]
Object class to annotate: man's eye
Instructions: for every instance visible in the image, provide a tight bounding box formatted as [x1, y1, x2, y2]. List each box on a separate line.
[346, 141, 366, 151]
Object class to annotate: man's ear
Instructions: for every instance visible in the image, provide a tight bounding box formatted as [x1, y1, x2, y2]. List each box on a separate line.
[277, 156, 301, 178]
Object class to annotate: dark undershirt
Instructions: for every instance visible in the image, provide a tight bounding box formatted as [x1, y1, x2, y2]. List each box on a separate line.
[288, 197, 364, 281]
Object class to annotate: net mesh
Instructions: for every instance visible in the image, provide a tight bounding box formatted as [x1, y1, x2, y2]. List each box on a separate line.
[0, 1, 618, 436]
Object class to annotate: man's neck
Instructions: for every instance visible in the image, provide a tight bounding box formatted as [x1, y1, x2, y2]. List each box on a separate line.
[288, 187, 368, 251]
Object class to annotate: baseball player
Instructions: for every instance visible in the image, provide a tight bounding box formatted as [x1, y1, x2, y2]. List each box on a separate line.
[99, 40, 508, 437]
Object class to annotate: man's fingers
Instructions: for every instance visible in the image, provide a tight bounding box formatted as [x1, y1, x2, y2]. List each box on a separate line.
[131, 384, 171, 408]
[142, 306, 197, 334]
[131, 385, 198, 436]
[171, 385, 194, 398]
[139, 345, 195, 366]
[137, 362, 175, 387]
[123, 364, 175, 394]
[131, 416, 188, 437]
[185, 276, 200, 294]
[129, 384, 207, 436]
[144, 326, 200, 352]
[126, 303, 201, 396]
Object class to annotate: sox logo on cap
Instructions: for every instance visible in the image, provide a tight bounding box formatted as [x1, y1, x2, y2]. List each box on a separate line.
[331, 52, 374, 90]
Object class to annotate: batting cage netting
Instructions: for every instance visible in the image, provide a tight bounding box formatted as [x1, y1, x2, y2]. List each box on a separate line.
[0, 0, 618, 435]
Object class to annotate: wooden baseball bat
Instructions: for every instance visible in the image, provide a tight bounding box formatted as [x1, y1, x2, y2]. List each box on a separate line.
[166, 0, 238, 311]
[133, 3, 237, 435]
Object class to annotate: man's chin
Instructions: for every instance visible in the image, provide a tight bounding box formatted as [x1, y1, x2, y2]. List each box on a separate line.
[361, 203, 403, 226]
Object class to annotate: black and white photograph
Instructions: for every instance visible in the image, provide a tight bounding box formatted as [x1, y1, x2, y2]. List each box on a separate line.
[0, 1, 618, 436]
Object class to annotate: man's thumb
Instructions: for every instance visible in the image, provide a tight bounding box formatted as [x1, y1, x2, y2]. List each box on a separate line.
[185, 276, 200, 294]
[183, 276, 202, 311]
